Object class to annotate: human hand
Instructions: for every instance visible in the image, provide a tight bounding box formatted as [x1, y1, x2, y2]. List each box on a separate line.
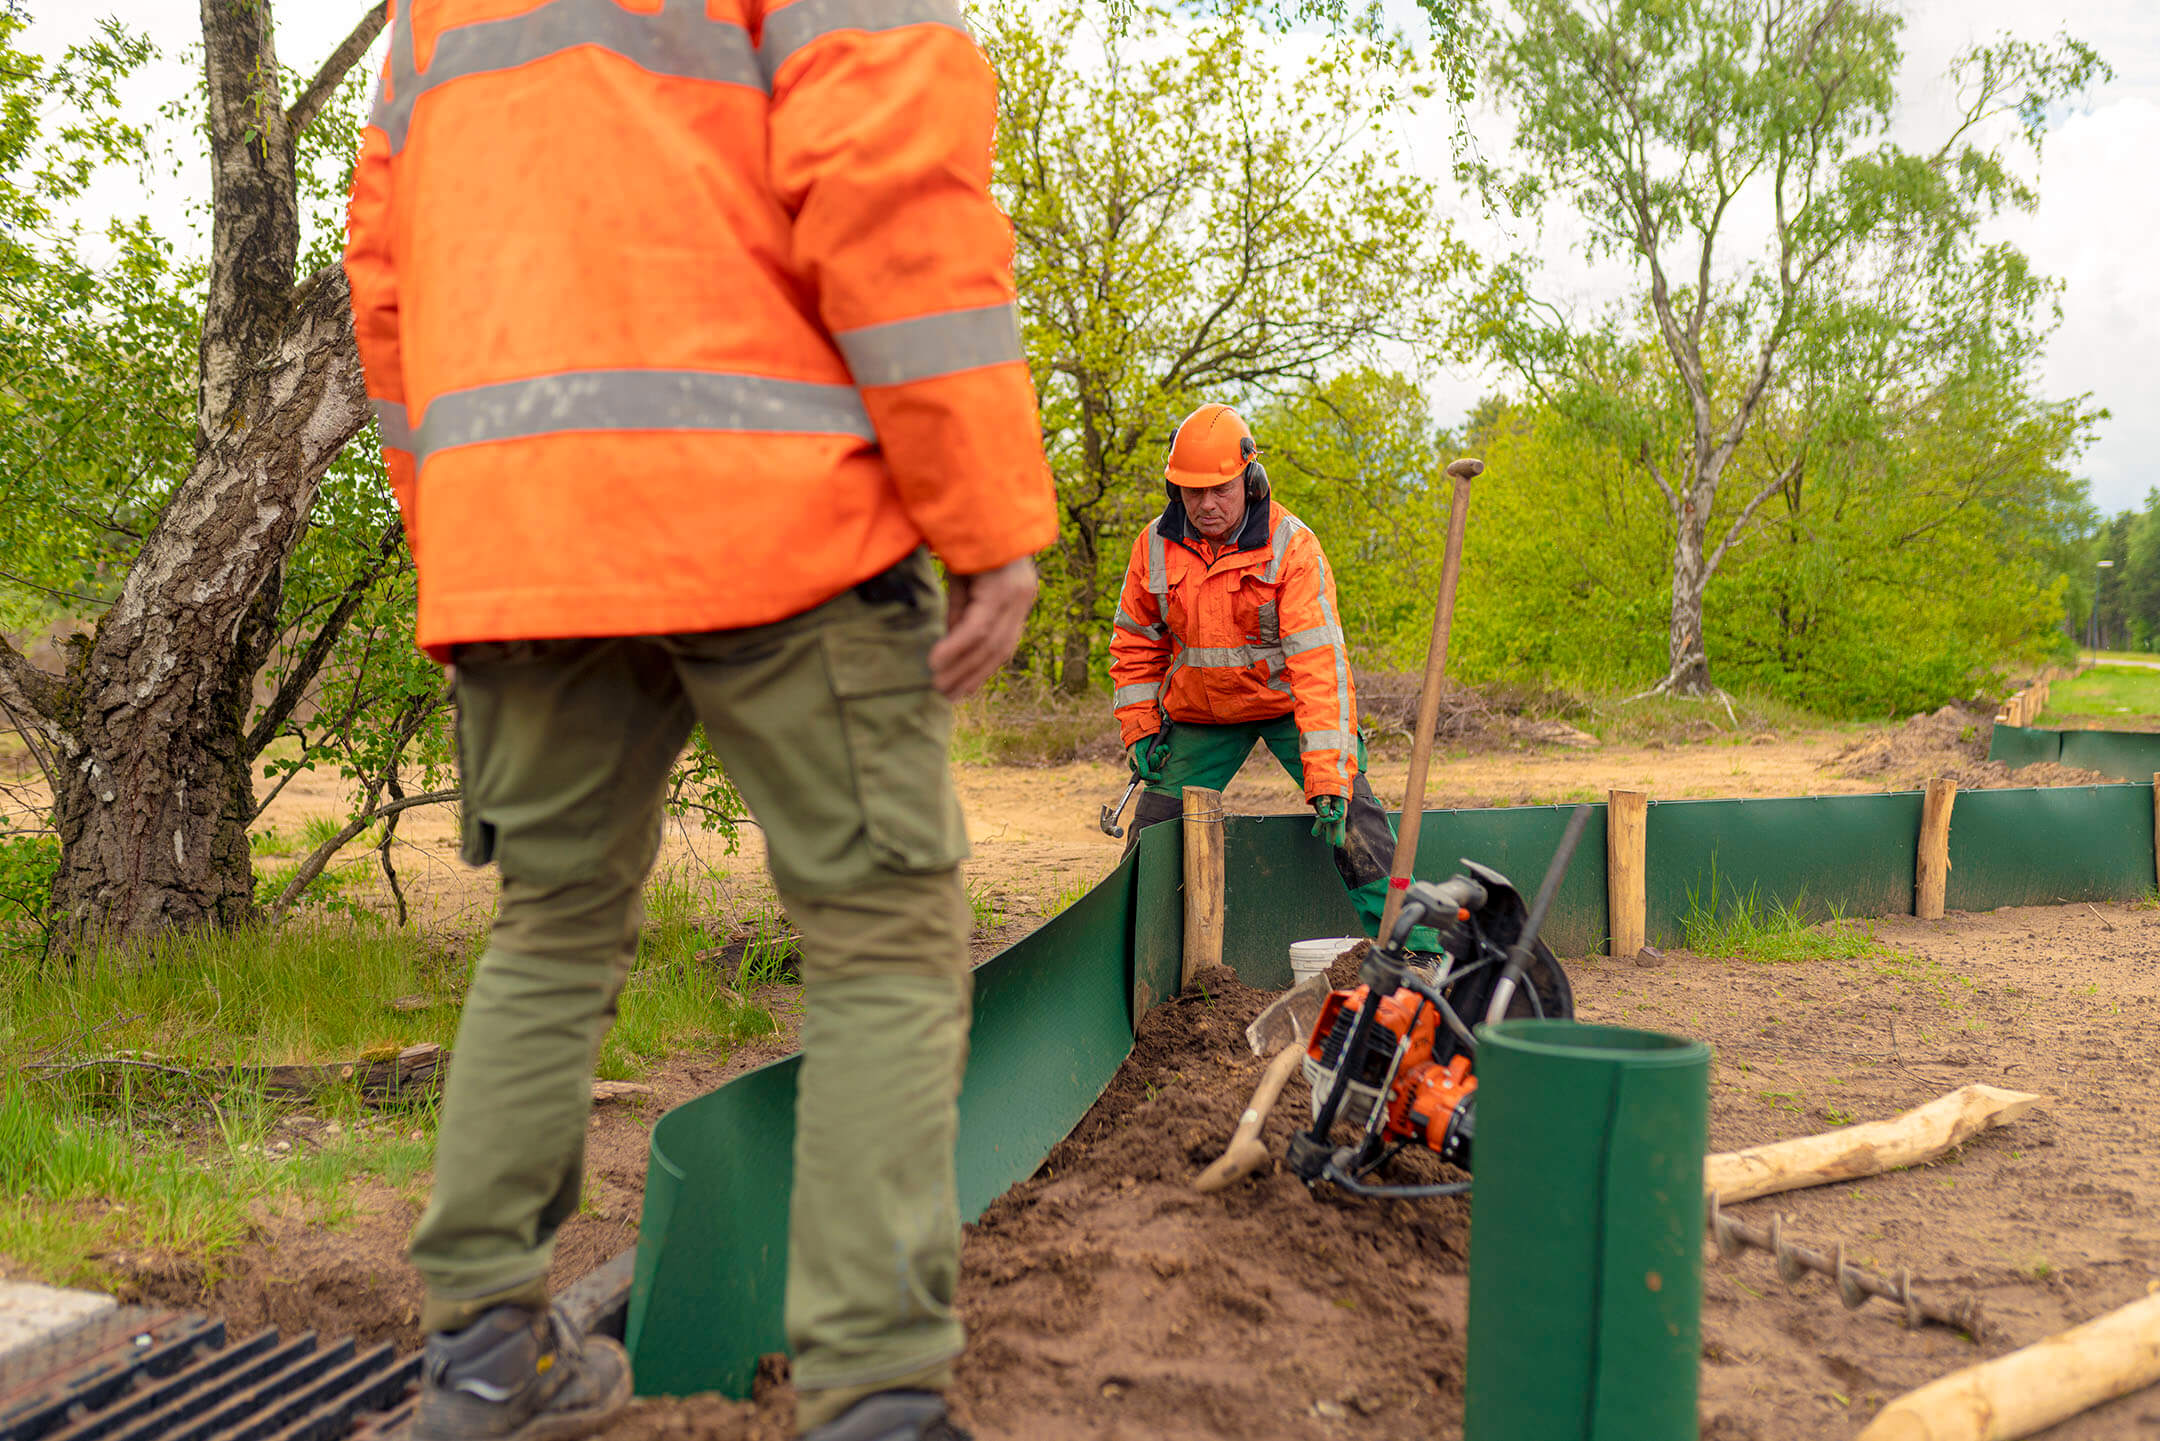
[930, 556, 1039, 700]
[1310, 795, 1347, 848]
[1127, 734, 1168, 784]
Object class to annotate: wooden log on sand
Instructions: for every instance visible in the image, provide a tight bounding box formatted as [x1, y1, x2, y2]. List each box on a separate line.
[1857, 1291, 2160, 1441]
[1705, 1084, 2045, 1205]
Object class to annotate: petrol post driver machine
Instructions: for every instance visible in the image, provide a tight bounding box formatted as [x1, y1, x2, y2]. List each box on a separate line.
[1286, 805, 1592, 1199]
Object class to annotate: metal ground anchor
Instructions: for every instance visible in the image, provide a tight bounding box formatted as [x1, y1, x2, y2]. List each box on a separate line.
[1705, 1192, 1985, 1336]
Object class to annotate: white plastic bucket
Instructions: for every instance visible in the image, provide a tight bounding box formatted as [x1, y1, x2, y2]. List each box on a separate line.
[1288, 936, 1362, 988]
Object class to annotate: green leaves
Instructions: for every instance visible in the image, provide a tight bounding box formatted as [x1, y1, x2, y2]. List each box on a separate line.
[984, 0, 1460, 689]
[1472, 0, 2108, 694]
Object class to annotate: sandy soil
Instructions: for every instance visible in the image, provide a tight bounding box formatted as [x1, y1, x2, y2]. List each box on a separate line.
[586, 899, 2160, 1441]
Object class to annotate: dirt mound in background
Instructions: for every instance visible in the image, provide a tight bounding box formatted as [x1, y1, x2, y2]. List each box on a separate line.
[1827, 702, 2112, 790]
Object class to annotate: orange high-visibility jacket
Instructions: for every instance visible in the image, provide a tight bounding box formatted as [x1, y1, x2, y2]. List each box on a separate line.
[1109, 499, 1358, 799]
[343, 0, 1057, 655]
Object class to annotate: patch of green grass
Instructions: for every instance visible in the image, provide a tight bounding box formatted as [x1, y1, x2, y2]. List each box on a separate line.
[598, 874, 778, 1081]
[2039, 665, 2160, 726]
[249, 827, 296, 858]
[1050, 879, 1092, 915]
[1, 923, 465, 1067]
[969, 882, 1005, 931]
[1681, 872, 1886, 965]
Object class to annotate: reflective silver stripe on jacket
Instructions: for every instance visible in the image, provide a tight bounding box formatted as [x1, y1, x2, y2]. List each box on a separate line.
[373, 399, 413, 453]
[409, 369, 876, 465]
[1113, 682, 1161, 709]
[1261, 516, 1301, 582]
[1299, 729, 1353, 753]
[1180, 644, 1287, 670]
[1280, 623, 1344, 657]
[760, 0, 970, 82]
[1145, 521, 1169, 610]
[835, 303, 1022, 387]
[1311, 550, 1353, 755]
[1114, 606, 1163, 641]
[372, 0, 764, 152]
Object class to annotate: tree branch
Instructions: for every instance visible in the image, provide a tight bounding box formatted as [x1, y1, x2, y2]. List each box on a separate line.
[287, 3, 387, 138]
[246, 519, 405, 760]
[0, 632, 63, 731]
[268, 788, 458, 924]
[1705, 448, 1808, 581]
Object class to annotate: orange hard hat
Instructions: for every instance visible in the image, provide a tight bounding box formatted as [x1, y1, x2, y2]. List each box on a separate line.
[1164, 403, 1258, 489]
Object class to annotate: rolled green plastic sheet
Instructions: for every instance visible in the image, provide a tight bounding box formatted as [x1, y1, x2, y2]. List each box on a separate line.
[1466, 1020, 1711, 1441]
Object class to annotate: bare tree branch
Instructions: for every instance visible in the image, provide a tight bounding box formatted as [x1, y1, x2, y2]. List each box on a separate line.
[0, 633, 63, 732]
[287, 3, 388, 138]
[267, 789, 458, 924]
[1706, 448, 1809, 581]
[246, 519, 405, 760]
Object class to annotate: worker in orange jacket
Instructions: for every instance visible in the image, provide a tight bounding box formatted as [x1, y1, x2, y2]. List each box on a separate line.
[344, 4, 1054, 1439]
[1110, 405, 1409, 942]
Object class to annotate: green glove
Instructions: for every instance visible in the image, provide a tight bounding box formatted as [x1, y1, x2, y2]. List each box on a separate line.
[1128, 734, 1168, 784]
[1310, 795, 1348, 848]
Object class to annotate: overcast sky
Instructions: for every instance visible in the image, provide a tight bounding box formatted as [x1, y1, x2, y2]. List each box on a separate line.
[18, 0, 2158, 513]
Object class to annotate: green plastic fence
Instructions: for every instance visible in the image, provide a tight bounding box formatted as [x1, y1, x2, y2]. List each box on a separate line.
[1642, 793, 1924, 944]
[625, 781, 2158, 1400]
[1946, 784, 2155, 909]
[1990, 722, 2160, 782]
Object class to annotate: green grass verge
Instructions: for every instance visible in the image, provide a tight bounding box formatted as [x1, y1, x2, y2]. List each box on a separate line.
[0, 873, 781, 1286]
[1680, 880, 1886, 964]
[2039, 664, 2160, 724]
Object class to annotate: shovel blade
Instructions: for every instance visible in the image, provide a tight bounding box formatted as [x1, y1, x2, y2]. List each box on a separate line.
[1244, 975, 1335, 1058]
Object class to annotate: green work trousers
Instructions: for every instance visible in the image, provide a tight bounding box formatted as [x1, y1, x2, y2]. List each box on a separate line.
[1122, 716, 1424, 947]
[408, 550, 972, 1430]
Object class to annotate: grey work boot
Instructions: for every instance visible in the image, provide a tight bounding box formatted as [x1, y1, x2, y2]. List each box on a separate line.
[800, 1390, 971, 1441]
[411, 1304, 632, 1441]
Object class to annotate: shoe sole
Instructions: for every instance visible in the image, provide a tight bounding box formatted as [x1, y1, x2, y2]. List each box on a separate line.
[413, 1339, 635, 1441]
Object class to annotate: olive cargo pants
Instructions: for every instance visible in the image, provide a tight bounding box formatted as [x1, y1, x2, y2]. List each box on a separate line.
[408, 552, 972, 1429]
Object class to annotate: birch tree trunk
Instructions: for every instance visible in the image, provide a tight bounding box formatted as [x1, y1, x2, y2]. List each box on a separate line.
[1, 1, 386, 949]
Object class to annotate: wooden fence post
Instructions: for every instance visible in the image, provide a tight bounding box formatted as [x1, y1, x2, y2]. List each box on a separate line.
[1916, 777, 1956, 921]
[1607, 789, 1648, 958]
[1181, 786, 1224, 989]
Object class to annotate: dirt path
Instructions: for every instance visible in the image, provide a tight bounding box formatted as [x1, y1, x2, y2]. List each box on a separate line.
[595, 899, 2160, 1441]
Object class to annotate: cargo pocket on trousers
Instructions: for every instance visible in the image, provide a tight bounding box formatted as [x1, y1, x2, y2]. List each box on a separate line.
[822, 624, 970, 875]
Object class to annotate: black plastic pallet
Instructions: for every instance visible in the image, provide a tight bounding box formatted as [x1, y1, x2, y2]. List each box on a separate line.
[0, 1314, 414, 1441]
[0, 1243, 637, 1441]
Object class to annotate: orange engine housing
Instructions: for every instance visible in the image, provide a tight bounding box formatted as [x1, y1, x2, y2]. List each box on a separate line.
[1306, 984, 1478, 1157]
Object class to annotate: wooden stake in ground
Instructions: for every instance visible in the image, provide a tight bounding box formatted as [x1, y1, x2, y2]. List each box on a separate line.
[1376, 457, 1482, 944]
[1606, 789, 1648, 957]
[1181, 786, 1225, 989]
[1856, 1291, 2160, 1441]
[1916, 777, 1956, 921]
[1704, 1084, 2045, 1205]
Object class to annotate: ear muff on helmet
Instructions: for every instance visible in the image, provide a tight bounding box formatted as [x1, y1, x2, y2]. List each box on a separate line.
[1240, 436, 1270, 504]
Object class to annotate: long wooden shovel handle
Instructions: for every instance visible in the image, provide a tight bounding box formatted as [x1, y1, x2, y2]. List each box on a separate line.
[1193, 1042, 1305, 1193]
[1377, 457, 1481, 943]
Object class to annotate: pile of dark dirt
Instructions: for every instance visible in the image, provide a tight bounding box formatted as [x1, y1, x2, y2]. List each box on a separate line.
[602, 955, 1469, 1441]
[1827, 702, 2111, 790]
